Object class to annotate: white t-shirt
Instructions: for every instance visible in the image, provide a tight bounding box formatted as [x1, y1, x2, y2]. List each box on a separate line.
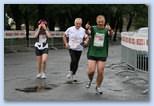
[34, 29, 48, 50]
[38, 34, 47, 43]
[65, 26, 86, 51]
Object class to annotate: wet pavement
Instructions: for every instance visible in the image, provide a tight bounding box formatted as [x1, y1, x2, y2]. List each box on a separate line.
[4, 44, 149, 101]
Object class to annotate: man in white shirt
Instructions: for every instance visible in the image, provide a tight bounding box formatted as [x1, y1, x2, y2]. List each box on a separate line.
[63, 18, 89, 80]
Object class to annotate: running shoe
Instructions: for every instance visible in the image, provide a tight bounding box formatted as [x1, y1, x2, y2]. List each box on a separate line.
[36, 73, 42, 79]
[95, 87, 103, 95]
[66, 71, 73, 79]
[86, 80, 92, 88]
[41, 72, 47, 79]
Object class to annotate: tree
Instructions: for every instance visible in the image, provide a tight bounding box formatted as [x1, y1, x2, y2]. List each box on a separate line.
[9, 5, 22, 30]
[5, 4, 148, 34]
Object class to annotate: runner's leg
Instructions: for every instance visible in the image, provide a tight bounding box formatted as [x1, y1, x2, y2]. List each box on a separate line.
[73, 50, 82, 75]
[42, 53, 48, 73]
[69, 49, 77, 74]
[86, 60, 97, 88]
[96, 61, 105, 87]
[36, 56, 42, 78]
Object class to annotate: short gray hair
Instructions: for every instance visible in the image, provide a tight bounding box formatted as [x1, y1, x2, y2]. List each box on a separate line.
[74, 18, 82, 24]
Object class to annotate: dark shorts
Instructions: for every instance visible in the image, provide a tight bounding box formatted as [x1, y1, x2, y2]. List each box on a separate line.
[35, 48, 48, 56]
[87, 56, 107, 62]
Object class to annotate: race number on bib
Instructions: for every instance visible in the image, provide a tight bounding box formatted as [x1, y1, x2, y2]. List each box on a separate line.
[93, 33, 105, 47]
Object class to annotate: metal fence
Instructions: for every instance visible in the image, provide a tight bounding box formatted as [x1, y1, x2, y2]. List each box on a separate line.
[4, 31, 65, 49]
[121, 45, 148, 72]
[120, 31, 149, 94]
[121, 30, 148, 72]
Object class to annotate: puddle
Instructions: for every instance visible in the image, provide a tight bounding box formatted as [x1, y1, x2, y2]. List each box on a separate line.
[15, 79, 59, 93]
[15, 86, 52, 93]
[64, 80, 82, 84]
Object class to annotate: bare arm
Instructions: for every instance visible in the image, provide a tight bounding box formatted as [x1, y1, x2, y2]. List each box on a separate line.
[105, 24, 113, 36]
[42, 24, 51, 38]
[85, 22, 91, 35]
[83, 34, 89, 46]
[34, 27, 40, 38]
[45, 29, 51, 38]
[63, 33, 69, 48]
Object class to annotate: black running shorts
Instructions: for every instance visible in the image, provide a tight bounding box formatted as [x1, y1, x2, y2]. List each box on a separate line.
[87, 56, 107, 62]
[35, 48, 48, 56]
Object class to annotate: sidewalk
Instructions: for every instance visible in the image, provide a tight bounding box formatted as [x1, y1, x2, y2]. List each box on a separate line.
[4, 44, 149, 101]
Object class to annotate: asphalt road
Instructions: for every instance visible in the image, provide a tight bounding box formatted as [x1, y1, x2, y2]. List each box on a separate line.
[4, 44, 149, 101]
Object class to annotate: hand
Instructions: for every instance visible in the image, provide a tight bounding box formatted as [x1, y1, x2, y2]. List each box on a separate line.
[85, 22, 91, 30]
[64, 43, 69, 49]
[38, 24, 41, 29]
[81, 41, 88, 48]
[105, 24, 111, 31]
[84, 41, 88, 46]
[42, 24, 47, 30]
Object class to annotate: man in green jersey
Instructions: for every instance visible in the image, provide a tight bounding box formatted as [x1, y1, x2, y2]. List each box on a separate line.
[85, 15, 112, 94]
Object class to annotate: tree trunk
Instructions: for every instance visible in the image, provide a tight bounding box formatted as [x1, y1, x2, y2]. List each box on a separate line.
[10, 5, 22, 30]
[48, 16, 55, 31]
[126, 13, 134, 31]
[38, 4, 45, 19]
[113, 21, 119, 42]
[113, 10, 119, 42]
[59, 13, 66, 31]
[25, 9, 29, 47]
[119, 15, 123, 33]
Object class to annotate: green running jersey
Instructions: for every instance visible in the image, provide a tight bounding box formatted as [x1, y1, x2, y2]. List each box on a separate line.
[87, 26, 109, 58]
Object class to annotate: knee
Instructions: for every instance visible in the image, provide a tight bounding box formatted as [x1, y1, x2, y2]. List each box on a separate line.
[88, 69, 95, 75]
[97, 70, 104, 75]
[42, 60, 47, 64]
[89, 71, 95, 75]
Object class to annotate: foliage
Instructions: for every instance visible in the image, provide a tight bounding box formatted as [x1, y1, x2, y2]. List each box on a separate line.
[4, 4, 148, 41]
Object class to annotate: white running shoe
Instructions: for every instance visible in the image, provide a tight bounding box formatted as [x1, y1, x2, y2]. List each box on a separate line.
[36, 73, 42, 78]
[96, 87, 103, 95]
[66, 71, 73, 79]
[41, 73, 47, 79]
[86, 81, 92, 88]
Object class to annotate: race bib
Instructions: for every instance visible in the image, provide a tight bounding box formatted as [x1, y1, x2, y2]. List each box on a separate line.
[93, 33, 105, 47]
